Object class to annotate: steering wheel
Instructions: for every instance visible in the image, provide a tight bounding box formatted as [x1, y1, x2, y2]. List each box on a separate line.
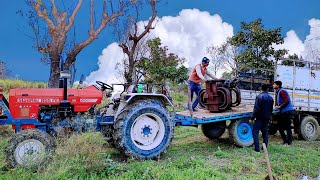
[96, 81, 113, 91]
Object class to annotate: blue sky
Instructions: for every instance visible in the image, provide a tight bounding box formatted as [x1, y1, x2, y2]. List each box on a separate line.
[0, 0, 319, 82]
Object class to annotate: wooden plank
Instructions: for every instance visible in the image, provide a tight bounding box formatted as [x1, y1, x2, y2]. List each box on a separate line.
[176, 104, 255, 119]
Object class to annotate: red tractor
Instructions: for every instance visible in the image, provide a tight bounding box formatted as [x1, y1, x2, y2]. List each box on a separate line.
[0, 73, 174, 169]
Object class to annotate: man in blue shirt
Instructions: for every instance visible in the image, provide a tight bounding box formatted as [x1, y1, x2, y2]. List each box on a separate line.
[249, 84, 274, 152]
[273, 80, 296, 145]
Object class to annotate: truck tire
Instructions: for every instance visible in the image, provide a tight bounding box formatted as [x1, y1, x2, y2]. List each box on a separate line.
[5, 129, 55, 169]
[201, 121, 226, 139]
[300, 116, 319, 141]
[229, 119, 254, 147]
[113, 100, 174, 159]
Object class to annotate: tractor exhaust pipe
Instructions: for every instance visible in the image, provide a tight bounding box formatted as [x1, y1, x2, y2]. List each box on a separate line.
[60, 70, 70, 101]
[63, 77, 68, 101]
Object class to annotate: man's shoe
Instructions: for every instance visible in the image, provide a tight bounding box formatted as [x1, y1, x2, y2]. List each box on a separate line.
[253, 149, 260, 153]
[192, 108, 198, 112]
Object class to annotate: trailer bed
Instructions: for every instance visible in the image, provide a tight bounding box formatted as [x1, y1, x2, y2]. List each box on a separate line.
[173, 104, 255, 126]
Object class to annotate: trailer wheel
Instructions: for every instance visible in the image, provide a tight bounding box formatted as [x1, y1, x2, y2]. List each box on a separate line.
[229, 119, 253, 147]
[201, 121, 226, 139]
[5, 129, 54, 169]
[113, 100, 174, 159]
[300, 116, 319, 141]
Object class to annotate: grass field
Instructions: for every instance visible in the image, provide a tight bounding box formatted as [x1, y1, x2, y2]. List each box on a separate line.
[1, 79, 319, 179]
[0, 126, 319, 180]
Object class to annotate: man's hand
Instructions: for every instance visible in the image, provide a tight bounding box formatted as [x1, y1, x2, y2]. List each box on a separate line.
[249, 119, 254, 124]
[275, 105, 281, 109]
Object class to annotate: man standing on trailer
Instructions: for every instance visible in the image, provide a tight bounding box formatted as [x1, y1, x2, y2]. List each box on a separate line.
[187, 57, 217, 111]
[249, 84, 274, 152]
[273, 80, 296, 145]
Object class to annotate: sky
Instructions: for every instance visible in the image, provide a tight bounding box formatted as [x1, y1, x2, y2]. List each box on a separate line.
[0, 0, 319, 83]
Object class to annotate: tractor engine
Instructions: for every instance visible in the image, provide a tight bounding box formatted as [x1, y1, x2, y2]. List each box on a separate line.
[8, 85, 103, 134]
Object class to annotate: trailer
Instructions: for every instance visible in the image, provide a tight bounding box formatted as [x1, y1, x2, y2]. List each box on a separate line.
[174, 104, 257, 147]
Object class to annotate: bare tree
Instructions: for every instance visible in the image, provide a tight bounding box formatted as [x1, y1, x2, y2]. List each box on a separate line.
[218, 40, 241, 74]
[305, 37, 320, 64]
[206, 39, 241, 77]
[206, 45, 223, 76]
[23, 0, 124, 87]
[0, 61, 6, 79]
[117, 0, 157, 83]
[0, 61, 11, 79]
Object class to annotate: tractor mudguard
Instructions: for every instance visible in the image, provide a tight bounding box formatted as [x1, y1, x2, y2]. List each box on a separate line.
[125, 93, 175, 113]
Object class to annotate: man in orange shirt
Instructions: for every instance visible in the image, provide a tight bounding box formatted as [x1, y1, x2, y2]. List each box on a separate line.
[187, 57, 217, 111]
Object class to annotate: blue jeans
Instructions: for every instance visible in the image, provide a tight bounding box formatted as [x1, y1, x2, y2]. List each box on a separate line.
[252, 120, 269, 152]
[188, 81, 202, 110]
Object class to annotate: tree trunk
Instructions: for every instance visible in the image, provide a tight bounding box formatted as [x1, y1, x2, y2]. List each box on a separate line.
[48, 60, 61, 88]
[125, 55, 135, 83]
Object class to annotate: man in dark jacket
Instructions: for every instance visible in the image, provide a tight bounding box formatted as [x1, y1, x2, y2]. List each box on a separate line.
[249, 84, 274, 152]
[273, 80, 296, 145]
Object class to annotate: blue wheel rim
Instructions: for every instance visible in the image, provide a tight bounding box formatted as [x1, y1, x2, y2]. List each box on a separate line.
[237, 122, 252, 142]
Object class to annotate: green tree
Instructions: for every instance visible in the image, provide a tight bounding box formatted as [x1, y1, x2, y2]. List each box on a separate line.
[230, 19, 287, 74]
[281, 54, 305, 67]
[136, 38, 188, 84]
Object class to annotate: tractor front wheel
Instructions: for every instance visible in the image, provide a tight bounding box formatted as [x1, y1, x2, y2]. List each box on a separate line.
[5, 129, 55, 170]
[113, 100, 174, 159]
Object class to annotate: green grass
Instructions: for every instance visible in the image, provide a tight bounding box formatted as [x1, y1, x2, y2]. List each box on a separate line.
[0, 127, 319, 179]
[0, 79, 47, 91]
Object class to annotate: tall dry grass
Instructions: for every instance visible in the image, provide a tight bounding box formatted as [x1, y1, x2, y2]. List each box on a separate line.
[0, 79, 47, 92]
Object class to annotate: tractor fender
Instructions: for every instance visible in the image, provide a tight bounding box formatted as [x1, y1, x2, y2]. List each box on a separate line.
[125, 93, 175, 111]
[114, 94, 175, 119]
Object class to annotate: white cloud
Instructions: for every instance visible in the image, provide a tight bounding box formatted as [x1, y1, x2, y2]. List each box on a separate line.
[85, 9, 234, 84]
[303, 18, 320, 62]
[148, 9, 234, 68]
[273, 30, 305, 57]
[85, 42, 127, 85]
[275, 18, 320, 62]
[86, 9, 319, 86]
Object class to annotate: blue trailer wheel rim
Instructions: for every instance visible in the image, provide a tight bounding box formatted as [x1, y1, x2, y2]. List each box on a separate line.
[237, 122, 252, 142]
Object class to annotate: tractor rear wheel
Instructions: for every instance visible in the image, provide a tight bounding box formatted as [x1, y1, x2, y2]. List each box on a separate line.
[228, 119, 254, 147]
[113, 100, 174, 159]
[5, 129, 55, 170]
[201, 121, 226, 139]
